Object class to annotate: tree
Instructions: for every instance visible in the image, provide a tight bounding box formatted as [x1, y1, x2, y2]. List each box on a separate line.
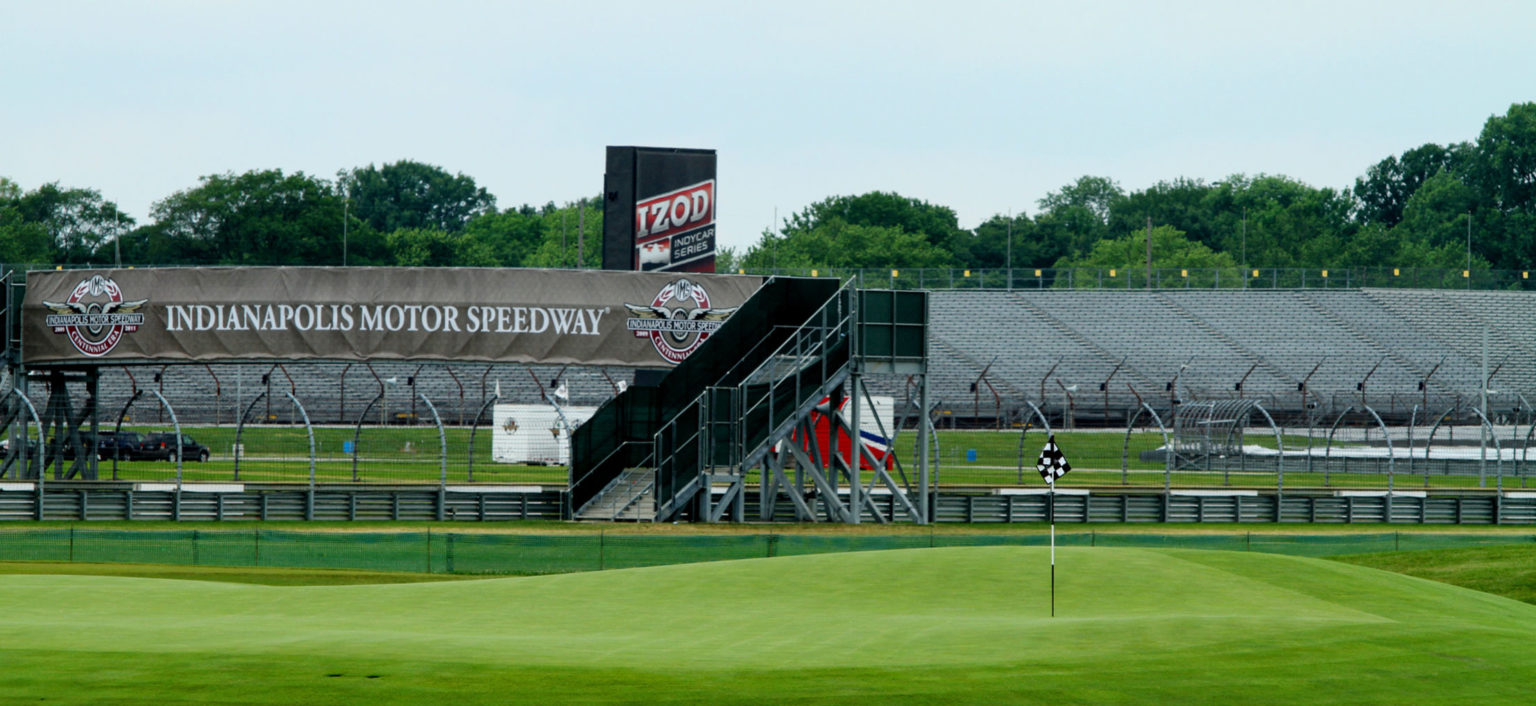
[966, 212, 1043, 268]
[10, 182, 133, 264]
[739, 218, 954, 270]
[459, 209, 546, 267]
[385, 228, 456, 267]
[781, 192, 969, 258]
[1352, 143, 1465, 227]
[145, 170, 346, 265]
[0, 207, 51, 264]
[340, 161, 495, 234]
[1465, 102, 1536, 269]
[1052, 225, 1239, 287]
[1038, 175, 1124, 226]
[1109, 178, 1221, 249]
[518, 199, 603, 269]
[0, 178, 48, 264]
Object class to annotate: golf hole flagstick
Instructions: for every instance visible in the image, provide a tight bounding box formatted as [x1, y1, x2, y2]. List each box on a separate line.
[1036, 434, 1072, 617]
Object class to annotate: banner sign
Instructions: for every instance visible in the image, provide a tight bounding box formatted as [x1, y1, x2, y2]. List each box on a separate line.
[603, 146, 717, 273]
[22, 268, 763, 367]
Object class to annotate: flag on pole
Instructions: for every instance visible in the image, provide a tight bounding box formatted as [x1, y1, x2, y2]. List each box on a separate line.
[553, 381, 570, 402]
[1036, 434, 1072, 483]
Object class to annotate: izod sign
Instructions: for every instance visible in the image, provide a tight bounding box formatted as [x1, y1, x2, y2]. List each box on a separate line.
[634, 180, 716, 271]
[22, 267, 763, 367]
[603, 146, 718, 274]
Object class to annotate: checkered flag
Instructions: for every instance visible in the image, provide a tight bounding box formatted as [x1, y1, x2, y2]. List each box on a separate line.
[1036, 434, 1072, 483]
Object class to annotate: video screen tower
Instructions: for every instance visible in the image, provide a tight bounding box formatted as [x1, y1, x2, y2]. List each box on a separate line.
[602, 146, 717, 273]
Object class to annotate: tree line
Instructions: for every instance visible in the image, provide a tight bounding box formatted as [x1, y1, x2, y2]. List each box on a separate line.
[3, 102, 1532, 273]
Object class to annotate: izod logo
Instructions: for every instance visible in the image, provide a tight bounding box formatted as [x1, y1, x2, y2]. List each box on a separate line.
[635, 180, 714, 240]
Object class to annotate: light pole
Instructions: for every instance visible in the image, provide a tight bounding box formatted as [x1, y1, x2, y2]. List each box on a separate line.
[342, 185, 350, 266]
[1465, 210, 1472, 289]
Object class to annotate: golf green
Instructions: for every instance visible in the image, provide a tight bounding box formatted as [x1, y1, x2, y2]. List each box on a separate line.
[3, 546, 1534, 704]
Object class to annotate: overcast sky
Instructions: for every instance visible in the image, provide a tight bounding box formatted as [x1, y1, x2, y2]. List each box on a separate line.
[3, 1, 1534, 253]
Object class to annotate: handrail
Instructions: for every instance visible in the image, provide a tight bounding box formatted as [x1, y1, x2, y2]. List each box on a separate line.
[571, 439, 644, 494]
[735, 282, 855, 386]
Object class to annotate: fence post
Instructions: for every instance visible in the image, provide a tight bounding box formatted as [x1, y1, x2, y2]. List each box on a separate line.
[147, 390, 182, 519]
[467, 393, 500, 482]
[418, 393, 447, 488]
[282, 391, 316, 489]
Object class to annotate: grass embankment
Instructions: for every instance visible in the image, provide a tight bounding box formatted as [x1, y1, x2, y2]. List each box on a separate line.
[3, 546, 1535, 703]
[1337, 544, 1536, 604]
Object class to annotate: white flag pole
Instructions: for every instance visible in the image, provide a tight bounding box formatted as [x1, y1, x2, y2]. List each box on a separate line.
[1049, 473, 1056, 618]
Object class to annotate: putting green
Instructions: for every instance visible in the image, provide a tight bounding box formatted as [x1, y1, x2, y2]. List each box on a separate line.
[3, 547, 1534, 704]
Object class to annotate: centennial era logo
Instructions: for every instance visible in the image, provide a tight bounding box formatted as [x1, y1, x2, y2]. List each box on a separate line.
[42, 275, 148, 357]
[624, 278, 737, 364]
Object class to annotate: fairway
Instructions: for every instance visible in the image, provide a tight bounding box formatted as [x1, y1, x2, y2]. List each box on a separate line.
[3, 547, 1535, 704]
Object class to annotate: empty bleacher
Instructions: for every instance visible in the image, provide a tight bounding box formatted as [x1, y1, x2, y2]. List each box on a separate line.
[15, 288, 1533, 430]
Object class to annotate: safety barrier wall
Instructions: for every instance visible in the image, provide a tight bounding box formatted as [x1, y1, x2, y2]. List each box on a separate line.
[0, 528, 1530, 575]
[2, 486, 1534, 524]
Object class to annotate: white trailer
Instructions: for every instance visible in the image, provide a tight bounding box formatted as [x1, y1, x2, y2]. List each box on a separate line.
[491, 404, 596, 465]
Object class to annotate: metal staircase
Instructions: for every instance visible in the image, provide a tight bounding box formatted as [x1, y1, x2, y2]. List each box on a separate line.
[568, 278, 930, 524]
[574, 466, 657, 521]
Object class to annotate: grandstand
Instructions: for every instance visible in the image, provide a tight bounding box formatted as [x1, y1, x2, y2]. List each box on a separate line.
[920, 288, 1533, 426]
[14, 287, 1533, 432]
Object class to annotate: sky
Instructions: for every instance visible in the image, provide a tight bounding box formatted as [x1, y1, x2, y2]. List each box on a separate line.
[3, 1, 1535, 254]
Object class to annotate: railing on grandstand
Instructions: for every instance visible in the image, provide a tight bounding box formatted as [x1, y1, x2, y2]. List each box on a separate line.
[728, 267, 1536, 291]
[7, 264, 1533, 291]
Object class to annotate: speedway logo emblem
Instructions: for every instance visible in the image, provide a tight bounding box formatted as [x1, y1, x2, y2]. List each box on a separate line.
[624, 278, 736, 364]
[42, 275, 147, 357]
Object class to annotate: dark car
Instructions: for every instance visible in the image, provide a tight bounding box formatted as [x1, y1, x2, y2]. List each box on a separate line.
[142, 433, 211, 462]
[46, 432, 96, 460]
[97, 431, 148, 461]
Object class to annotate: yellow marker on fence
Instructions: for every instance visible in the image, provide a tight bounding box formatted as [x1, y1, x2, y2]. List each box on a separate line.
[891, 269, 899, 278]
[1180, 269, 1187, 278]
[1321, 270, 1328, 278]
[1034, 269, 1042, 277]
[963, 269, 970, 277]
[1109, 269, 1116, 277]
[1393, 268, 1400, 276]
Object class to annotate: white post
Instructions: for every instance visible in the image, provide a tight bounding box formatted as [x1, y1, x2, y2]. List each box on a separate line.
[1049, 474, 1056, 618]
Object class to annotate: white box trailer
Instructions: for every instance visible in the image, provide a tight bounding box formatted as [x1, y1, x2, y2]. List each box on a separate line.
[491, 404, 596, 465]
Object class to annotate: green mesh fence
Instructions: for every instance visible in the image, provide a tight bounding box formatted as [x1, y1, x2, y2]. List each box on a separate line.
[1, 529, 1532, 575]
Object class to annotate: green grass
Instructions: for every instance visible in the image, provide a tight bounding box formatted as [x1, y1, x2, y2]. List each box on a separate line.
[47, 426, 1530, 490]
[3, 546, 1535, 704]
[1334, 544, 1536, 604]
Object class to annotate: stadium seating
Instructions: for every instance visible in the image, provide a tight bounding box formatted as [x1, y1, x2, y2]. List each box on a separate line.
[21, 288, 1534, 429]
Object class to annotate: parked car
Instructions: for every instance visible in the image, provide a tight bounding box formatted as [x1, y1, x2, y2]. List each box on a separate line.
[142, 433, 211, 462]
[97, 431, 148, 461]
[0, 437, 40, 457]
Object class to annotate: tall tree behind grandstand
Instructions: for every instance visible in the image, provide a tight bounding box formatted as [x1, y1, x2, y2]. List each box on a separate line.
[0, 103, 1531, 271]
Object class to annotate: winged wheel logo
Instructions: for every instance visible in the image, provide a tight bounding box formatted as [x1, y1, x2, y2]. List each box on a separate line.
[42, 275, 148, 357]
[623, 278, 736, 364]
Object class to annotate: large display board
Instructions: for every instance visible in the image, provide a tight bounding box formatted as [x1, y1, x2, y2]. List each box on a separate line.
[22, 268, 762, 367]
[602, 146, 717, 273]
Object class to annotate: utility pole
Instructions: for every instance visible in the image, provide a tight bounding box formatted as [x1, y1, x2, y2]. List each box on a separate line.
[577, 198, 585, 268]
[1466, 210, 1472, 289]
[1145, 216, 1153, 289]
[342, 184, 349, 266]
